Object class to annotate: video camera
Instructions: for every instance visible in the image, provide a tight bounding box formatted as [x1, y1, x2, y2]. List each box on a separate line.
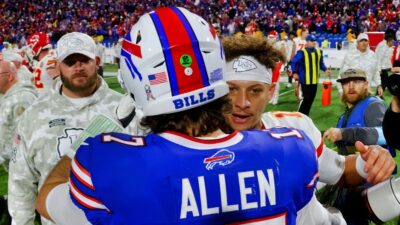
[363, 176, 400, 224]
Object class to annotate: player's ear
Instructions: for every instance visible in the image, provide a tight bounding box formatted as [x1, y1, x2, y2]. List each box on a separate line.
[95, 56, 101, 68]
[55, 60, 61, 71]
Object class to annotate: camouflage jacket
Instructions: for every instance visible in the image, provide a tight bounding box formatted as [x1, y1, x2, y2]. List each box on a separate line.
[0, 82, 38, 167]
[17, 66, 33, 84]
[8, 78, 122, 225]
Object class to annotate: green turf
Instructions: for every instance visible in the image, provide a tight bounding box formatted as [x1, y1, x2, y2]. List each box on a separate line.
[0, 69, 398, 224]
[104, 63, 119, 72]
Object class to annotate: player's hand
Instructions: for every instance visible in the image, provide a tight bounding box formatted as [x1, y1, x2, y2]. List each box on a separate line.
[116, 94, 136, 128]
[323, 128, 342, 142]
[292, 73, 299, 80]
[294, 84, 299, 98]
[391, 67, 400, 73]
[325, 69, 331, 77]
[355, 141, 395, 184]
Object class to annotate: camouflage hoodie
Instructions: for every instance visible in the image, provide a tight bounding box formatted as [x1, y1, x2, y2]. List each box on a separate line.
[0, 82, 38, 167]
[8, 78, 122, 225]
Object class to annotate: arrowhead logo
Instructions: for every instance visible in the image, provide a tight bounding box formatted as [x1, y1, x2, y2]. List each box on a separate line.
[57, 128, 84, 157]
[233, 57, 257, 72]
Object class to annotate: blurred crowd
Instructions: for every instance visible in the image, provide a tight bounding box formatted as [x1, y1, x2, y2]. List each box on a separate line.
[1, 0, 400, 49]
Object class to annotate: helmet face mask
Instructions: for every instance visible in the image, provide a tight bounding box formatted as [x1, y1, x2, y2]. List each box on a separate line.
[119, 7, 228, 116]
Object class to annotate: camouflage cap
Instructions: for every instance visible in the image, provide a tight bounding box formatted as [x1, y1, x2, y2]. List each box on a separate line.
[337, 68, 367, 83]
[57, 32, 96, 61]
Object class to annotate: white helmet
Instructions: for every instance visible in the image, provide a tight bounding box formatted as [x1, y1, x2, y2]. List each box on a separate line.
[119, 7, 228, 116]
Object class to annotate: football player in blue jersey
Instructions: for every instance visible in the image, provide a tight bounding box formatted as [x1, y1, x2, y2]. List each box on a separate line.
[34, 6, 348, 225]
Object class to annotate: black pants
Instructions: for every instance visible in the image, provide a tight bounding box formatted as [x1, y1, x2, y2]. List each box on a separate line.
[285, 61, 293, 84]
[298, 84, 318, 116]
[334, 189, 369, 225]
[380, 68, 390, 91]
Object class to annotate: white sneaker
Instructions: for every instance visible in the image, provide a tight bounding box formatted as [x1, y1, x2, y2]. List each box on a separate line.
[286, 83, 292, 88]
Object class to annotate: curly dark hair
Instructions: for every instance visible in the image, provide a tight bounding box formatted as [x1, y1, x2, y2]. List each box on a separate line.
[141, 95, 233, 136]
[222, 34, 286, 69]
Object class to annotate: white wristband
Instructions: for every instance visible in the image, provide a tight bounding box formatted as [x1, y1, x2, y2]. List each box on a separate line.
[356, 154, 368, 179]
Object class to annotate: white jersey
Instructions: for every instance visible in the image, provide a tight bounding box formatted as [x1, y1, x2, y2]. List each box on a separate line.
[274, 40, 287, 57]
[283, 39, 295, 62]
[293, 37, 307, 52]
[32, 49, 58, 96]
[262, 111, 345, 185]
[8, 78, 122, 225]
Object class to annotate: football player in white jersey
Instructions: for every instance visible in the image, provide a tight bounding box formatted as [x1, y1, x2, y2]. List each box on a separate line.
[293, 28, 308, 52]
[266, 30, 286, 105]
[222, 34, 399, 224]
[27, 32, 60, 96]
[223, 34, 394, 186]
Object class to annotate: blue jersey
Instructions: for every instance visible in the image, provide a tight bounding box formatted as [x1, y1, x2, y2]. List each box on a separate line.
[70, 127, 318, 225]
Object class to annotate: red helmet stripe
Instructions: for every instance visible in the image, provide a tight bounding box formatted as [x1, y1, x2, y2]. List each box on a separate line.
[154, 7, 207, 95]
[122, 40, 142, 59]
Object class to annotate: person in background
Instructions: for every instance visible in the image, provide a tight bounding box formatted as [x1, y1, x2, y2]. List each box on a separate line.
[114, 38, 123, 68]
[267, 30, 287, 105]
[375, 31, 395, 95]
[284, 31, 297, 88]
[27, 32, 59, 95]
[0, 60, 37, 225]
[321, 38, 329, 49]
[383, 95, 400, 149]
[3, 51, 33, 83]
[324, 68, 392, 225]
[8, 32, 123, 225]
[94, 36, 105, 77]
[0, 60, 37, 167]
[383, 69, 400, 149]
[339, 33, 382, 96]
[291, 34, 331, 116]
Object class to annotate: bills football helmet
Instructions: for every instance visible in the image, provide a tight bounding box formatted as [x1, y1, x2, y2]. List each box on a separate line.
[27, 32, 51, 57]
[119, 7, 227, 116]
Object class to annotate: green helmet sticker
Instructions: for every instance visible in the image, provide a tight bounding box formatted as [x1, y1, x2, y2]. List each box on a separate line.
[180, 54, 192, 67]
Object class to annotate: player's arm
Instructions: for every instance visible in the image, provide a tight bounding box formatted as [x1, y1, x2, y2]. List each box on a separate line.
[36, 113, 126, 223]
[297, 195, 346, 225]
[290, 42, 296, 62]
[338, 142, 395, 186]
[69, 140, 115, 224]
[36, 156, 90, 225]
[290, 51, 302, 78]
[287, 129, 346, 225]
[35, 156, 73, 221]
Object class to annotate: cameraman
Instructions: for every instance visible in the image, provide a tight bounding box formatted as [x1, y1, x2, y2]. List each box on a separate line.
[383, 94, 400, 149]
[384, 54, 400, 149]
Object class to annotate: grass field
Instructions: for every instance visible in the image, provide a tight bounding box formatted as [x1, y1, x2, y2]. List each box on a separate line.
[0, 64, 398, 224]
